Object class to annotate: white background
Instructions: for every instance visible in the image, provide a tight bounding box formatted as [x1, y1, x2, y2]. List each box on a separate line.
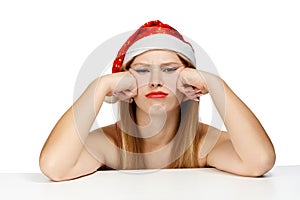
[0, 0, 299, 173]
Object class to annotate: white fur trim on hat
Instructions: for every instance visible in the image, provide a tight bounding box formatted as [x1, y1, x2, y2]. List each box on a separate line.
[123, 34, 196, 66]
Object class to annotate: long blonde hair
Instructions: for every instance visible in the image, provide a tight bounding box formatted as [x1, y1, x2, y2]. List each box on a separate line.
[116, 55, 201, 169]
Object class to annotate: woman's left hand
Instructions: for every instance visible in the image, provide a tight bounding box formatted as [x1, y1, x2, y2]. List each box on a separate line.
[177, 68, 209, 102]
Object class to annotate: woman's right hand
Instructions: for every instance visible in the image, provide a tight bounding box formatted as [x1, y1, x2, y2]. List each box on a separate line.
[103, 71, 137, 103]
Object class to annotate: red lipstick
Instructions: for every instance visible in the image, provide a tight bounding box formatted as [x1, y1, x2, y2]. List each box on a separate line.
[146, 91, 168, 98]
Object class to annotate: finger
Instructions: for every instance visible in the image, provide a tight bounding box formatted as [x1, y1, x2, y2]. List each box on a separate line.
[180, 91, 196, 102]
[128, 68, 141, 78]
[123, 90, 135, 98]
[197, 88, 209, 95]
[177, 86, 195, 97]
[117, 93, 132, 103]
[129, 68, 148, 88]
[176, 66, 185, 74]
[113, 91, 128, 100]
[177, 85, 187, 94]
[194, 89, 203, 94]
[177, 77, 189, 92]
[131, 87, 138, 97]
[184, 87, 195, 93]
[182, 95, 190, 102]
[186, 93, 197, 100]
[182, 94, 200, 102]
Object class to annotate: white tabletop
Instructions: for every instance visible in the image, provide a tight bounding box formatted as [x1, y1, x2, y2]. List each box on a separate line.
[1, 166, 299, 200]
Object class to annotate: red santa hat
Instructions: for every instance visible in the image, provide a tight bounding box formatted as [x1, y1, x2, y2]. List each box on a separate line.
[112, 20, 196, 73]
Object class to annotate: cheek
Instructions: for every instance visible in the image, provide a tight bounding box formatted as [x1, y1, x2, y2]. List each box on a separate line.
[134, 86, 147, 102]
[163, 75, 178, 94]
[135, 74, 151, 88]
[133, 87, 151, 113]
[162, 73, 184, 104]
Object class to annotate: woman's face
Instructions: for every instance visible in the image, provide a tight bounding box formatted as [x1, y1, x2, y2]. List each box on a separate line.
[130, 50, 185, 114]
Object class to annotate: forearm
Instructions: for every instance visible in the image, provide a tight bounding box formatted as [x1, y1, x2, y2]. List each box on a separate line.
[39, 77, 108, 175]
[202, 72, 275, 165]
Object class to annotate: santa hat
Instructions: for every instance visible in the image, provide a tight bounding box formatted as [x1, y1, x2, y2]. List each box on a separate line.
[112, 20, 196, 73]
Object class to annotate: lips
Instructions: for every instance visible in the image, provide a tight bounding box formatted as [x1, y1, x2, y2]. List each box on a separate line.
[146, 91, 168, 98]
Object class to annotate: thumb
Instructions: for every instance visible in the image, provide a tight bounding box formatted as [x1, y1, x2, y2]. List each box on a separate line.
[129, 68, 138, 77]
[176, 66, 185, 74]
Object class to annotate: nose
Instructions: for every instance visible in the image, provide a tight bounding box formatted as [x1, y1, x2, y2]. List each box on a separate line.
[149, 68, 163, 88]
[149, 82, 163, 87]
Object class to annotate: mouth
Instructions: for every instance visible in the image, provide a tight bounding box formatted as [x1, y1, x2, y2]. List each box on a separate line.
[146, 91, 168, 98]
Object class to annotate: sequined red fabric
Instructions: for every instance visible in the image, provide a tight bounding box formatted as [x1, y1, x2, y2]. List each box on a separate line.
[112, 20, 191, 73]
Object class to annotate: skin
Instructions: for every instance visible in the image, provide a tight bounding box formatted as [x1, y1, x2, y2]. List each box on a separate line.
[39, 50, 276, 181]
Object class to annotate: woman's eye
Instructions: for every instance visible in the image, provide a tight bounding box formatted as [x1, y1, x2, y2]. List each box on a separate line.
[134, 68, 150, 73]
[162, 67, 177, 73]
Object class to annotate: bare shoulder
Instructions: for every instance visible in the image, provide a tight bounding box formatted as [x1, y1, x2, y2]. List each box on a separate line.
[88, 124, 118, 143]
[86, 124, 120, 169]
[199, 123, 229, 141]
[197, 123, 229, 166]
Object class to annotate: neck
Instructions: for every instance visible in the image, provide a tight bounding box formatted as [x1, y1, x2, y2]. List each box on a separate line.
[135, 105, 180, 153]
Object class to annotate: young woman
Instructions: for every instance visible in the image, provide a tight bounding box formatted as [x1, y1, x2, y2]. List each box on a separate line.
[39, 20, 276, 181]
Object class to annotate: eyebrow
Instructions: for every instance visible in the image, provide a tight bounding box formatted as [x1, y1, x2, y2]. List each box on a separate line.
[131, 63, 151, 67]
[131, 62, 182, 67]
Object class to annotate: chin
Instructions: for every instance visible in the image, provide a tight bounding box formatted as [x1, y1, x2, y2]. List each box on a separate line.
[135, 95, 181, 111]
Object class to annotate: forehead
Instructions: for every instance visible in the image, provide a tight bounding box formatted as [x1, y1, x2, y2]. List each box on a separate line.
[131, 50, 181, 64]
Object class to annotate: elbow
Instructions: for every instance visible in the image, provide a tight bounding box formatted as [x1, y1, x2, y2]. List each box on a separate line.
[245, 151, 276, 177]
[39, 156, 68, 182]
